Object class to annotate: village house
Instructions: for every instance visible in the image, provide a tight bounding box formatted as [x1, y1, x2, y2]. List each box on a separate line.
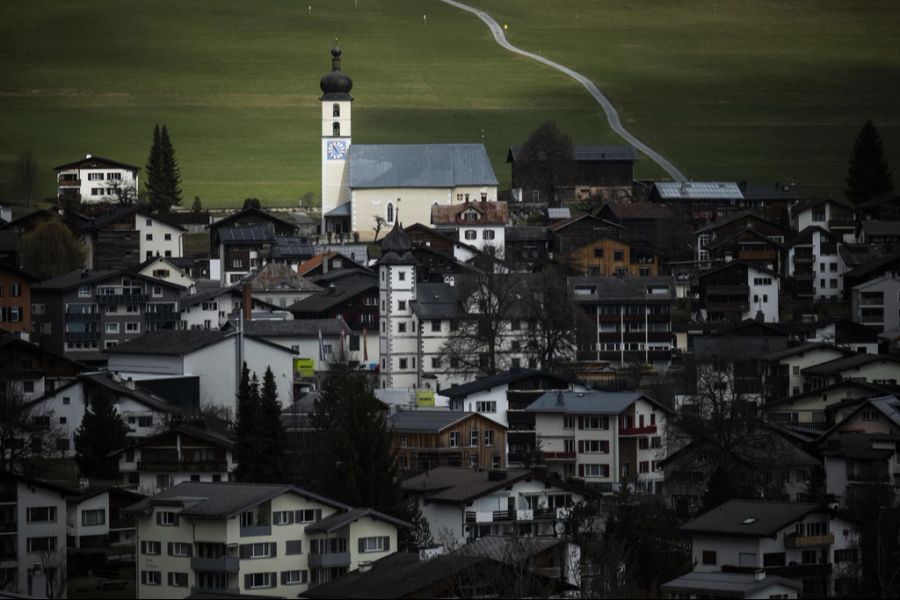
[78, 206, 186, 269]
[54, 154, 140, 205]
[388, 410, 508, 472]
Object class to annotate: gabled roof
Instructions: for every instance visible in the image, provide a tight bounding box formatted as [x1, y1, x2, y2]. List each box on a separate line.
[388, 410, 501, 434]
[349, 144, 498, 189]
[801, 354, 900, 377]
[218, 224, 273, 244]
[843, 251, 900, 280]
[765, 380, 891, 408]
[706, 227, 784, 251]
[28, 372, 175, 414]
[655, 181, 743, 201]
[859, 190, 900, 209]
[696, 260, 779, 280]
[243, 262, 322, 292]
[852, 274, 900, 291]
[0, 261, 37, 282]
[108, 424, 235, 458]
[0, 333, 86, 372]
[271, 237, 316, 260]
[209, 207, 298, 232]
[790, 196, 854, 216]
[410, 283, 458, 320]
[568, 276, 676, 302]
[785, 225, 842, 249]
[681, 500, 829, 537]
[288, 281, 378, 313]
[401, 466, 595, 504]
[33, 268, 186, 292]
[525, 391, 668, 415]
[104, 330, 294, 357]
[819, 431, 900, 460]
[505, 226, 548, 242]
[431, 201, 508, 226]
[694, 210, 788, 235]
[0, 471, 75, 497]
[547, 213, 622, 232]
[823, 395, 900, 436]
[78, 205, 187, 233]
[228, 318, 349, 338]
[661, 571, 801, 597]
[507, 144, 637, 162]
[125, 481, 349, 518]
[761, 342, 853, 363]
[441, 369, 582, 400]
[54, 154, 140, 172]
[304, 507, 410, 533]
[600, 201, 674, 220]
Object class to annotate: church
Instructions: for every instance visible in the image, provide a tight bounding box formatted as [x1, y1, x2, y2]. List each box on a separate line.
[319, 46, 499, 241]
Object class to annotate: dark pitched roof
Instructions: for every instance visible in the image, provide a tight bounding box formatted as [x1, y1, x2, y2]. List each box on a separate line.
[547, 213, 622, 232]
[304, 507, 410, 533]
[0, 471, 75, 497]
[696, 260, 779, 280]
[388, 411, 491, 434]
[761, 342, 853, 362]
[33, 268, 185, 292]
[54, 154, 140, 172]
[410, 283, 457, 319]
[661, 571, 801, 596]
[431, 201, 509, 226]
[568, 276, 676, 302]
[525, 391, 668, 414]
[125, 481, 348, 518]
[843, 250, 900, 280]
[401, 467, 594, 504]
[209, 207, 298, 232]
[504, 226, 548, 242]
[78, 205, 187, 233]
[29, 372, 175, 413]
[441, 369, 581, 400]
[218, 224, 273, 243]
[108, 424, 235, 457]
[819, 431, 899, 460]
[600, 201, 674, 220]
[790, 196, 854, 216]
[271, 237, 315, 260]
[765, 380, 891, 408]
[681, 500, 828, 537]
[507, 144, 637, 162]
[349, 144, 498, 188]
[289, 281, 378, 313]
[234, 318, 349, 337]
[802, 354, 900, 377]
[823, 395, 900, 437]
[785, 225, 841, 248]
[104, 330, 228, 355]
[694, 210, 788, 235]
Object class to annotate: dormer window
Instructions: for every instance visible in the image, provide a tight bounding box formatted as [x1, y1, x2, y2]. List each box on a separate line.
[463, 210, 480, 221]
[333, 103, 340, 117]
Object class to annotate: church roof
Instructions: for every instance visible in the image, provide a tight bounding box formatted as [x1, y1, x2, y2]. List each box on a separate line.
[349, 144, 498, 189]
[377, 223, 417, 266]
[320, 46, 353, 101]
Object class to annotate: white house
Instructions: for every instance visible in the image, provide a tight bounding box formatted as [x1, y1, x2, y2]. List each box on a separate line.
[760, 342, 854, 399]
[0, 473, 72, 598]
[661, 571, 801, 599]
[525, 391, 670, 493]
[27, 372, 177, 458]
[801, 353, 900, 391]
[697, 262, 780, 324]
[682, 499, 860, 597]
[54, 154, 140, 204]
[224, 319, 350, 374]
[137, 257, 196, 289]
[67, 487, 144, 550]
[105, 330, 295, 414]
[790, 197, 856, 242]
[126, 481, 409, 599]
[785, 227, 847, 299]
[178, 284, 280, 331]
[110, 424, 236, 496]
[401, 467, 597, 547]
[431, 201, 508, 258]
[78, 206, 186, 268]
[851, 275, 900, 333]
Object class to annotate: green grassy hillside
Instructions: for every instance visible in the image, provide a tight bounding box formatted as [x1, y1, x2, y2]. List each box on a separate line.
[2, 0, 897, 207]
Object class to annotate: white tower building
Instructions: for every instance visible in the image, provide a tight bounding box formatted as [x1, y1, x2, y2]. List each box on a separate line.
[377, 224, 420, 390]
[320, 45, 353, 236]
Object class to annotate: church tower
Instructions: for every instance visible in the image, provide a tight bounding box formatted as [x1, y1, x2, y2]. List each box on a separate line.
[320, 45, 353, 236]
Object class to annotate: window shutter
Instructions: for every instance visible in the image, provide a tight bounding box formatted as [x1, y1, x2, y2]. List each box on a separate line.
[578, 440, 584, 453]
[281, 572, 287, 585]
[269, 572, 277, 588]
[315, 509, 322, 521]
[167, 542, 173, 556]
[359, 538, 365, 553]
[578, 464, 584, 477]
[244, 574, 252, 589]
[383, 536, 390, 552]
[295, 510, 303, 522]
[239, 544, 250, 559]
[186, 544, 193, 557]
[155, 513, 161, 525]
[602, 441, 609, 453]
[269, 542, 277, 557]
[140, 541, 146, 554]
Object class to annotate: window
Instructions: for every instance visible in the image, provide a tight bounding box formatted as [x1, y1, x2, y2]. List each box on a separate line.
[580, 464, 609, 478]
[580, 416, 608, 430]
[126, 304, 139, 313]
[273, 511, 295, 525]
[105, 322, 119, 334]
[398, 300, 406, 311]
[248, 543, 274, 558]
[282, 570, 308, 585]
[386, 202, 395, 223]
[169, 542, 191, 557]
[141, 541, 161, 555]
[88, 172, 104, 181]
[359, 536, 389, 553]
[164, 233, 172, 241]
[246, 572, 275, 589]
[613, 250, 624, 261]
[141, 570, 161, 586]
[168, 572, 188, 587]
[152, 285, 163, 297]
[398, 270, 406, 281]
[295, 509, 322, 523]
[470, 430, 479, 446]
[146, 233, 153, 241]
[78, 285, 91, 298]
[333, 122, 341, 136]
[27, 537, 57, 552]
[26, 507, 57, 523]
[333, 103, 340, 117]
[563, 416, 575, 429]
[702, 550, 717, 565]
[399, 357, 408, 369]
[834, 548, 858, 563]
[764, 552, 786, 567]
[492, 455, 501, 468]
[286, 540, 303, 555]
[431, 320, 441, 332]
[484, 430, 494, 446]
[483, 230, 495, 240]
[126, 322, 140, 333]
[81, 509, 105, 526]
[156, 511, 178, 526]
[465, 230, 477, 240]
[476, 401, 496, 413]
[449, 431, 460, 447]
[398, 322, 406, 334]
[862, 409, 878, 421]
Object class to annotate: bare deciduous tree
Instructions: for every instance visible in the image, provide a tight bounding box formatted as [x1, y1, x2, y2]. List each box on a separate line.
[0, 378, 64, 475]
[13, 151, 40, 208]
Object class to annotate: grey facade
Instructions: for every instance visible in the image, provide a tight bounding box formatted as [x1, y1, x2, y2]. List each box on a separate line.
[31, 269, 184, 364]
[851, 275, 900, 333]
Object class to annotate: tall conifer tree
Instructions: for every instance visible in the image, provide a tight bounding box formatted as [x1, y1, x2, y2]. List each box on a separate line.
[74, 391, 129, 478]
[255, 367, 286, 483]
[159, 125, 182, 211]
[846, 119, 894, 205]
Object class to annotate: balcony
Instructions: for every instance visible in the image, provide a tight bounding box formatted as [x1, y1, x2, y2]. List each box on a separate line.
[308, 552, 351, 568]
[66, 312, 100, 322]
[96, 294, 149, 305]
[239, 524, 271, 537]
[145, 311, 178, 322]
[828, 218, 855, 230]
[191, 556, 239, 573]
[58, 179, 81, 188]
[619, 425, 657, 436]
[784, 533, 834, 548]
[542, 451, 576, 460]
[65, 331, 100, 342]
[738, 250, 777, 261]
[706, 285, 750, 296]
[138, 460, 228, 473]
[705, 302, 749, 314]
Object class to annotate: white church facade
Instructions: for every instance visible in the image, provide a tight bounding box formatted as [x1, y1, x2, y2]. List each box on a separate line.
[318, 47, 499, 241]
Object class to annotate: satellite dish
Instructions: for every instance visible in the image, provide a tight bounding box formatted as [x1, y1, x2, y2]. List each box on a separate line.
[554, 521, 566, 535]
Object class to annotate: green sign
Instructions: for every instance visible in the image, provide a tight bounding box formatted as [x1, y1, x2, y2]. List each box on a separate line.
[416, 390, 435, 407]
[293, 358, 315, 378]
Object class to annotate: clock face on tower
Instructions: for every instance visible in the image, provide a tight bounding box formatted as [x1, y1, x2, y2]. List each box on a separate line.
[326, 140, 347, 160]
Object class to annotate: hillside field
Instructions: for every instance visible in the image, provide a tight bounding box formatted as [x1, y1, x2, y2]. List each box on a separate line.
[1, 0, 898, 208]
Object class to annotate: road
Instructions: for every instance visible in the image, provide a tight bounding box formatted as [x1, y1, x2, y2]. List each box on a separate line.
[439, 0, 687, 182]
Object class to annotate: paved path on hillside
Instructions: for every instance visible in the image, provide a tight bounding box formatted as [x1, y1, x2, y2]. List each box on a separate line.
[440, 0, 687, 182]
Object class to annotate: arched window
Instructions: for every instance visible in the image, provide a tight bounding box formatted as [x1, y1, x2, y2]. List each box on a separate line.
[333, 122, 340, 136]
[386, 202, 395, 223]
[333, 103, 340, 117]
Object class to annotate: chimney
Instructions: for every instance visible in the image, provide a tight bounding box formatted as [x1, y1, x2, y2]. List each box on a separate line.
[242, 283, 252, 322]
